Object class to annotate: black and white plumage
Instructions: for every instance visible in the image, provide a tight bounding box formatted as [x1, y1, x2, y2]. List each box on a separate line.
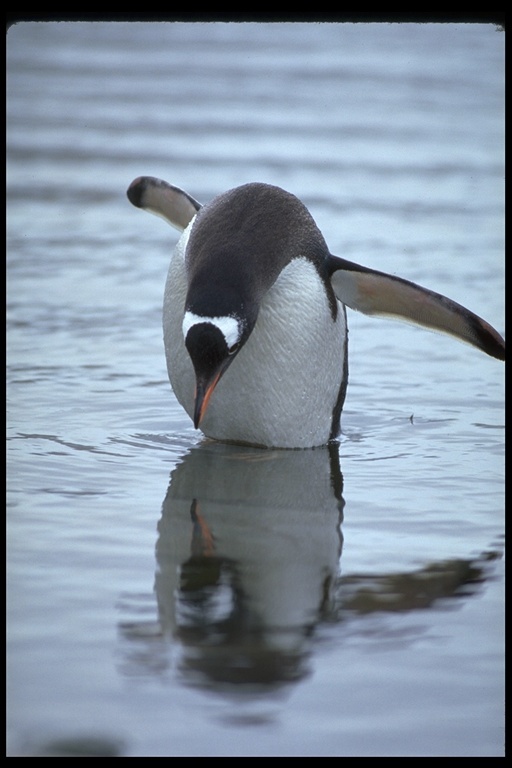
[127, 176, 505, 449]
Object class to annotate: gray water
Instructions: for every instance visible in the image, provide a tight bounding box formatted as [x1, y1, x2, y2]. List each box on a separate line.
[6, 22, 505, 757]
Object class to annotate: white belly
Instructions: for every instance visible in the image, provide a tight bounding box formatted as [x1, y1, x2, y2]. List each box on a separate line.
[163, 226, 347, 449]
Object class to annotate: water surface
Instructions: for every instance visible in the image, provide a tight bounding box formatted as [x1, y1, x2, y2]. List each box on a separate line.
[7, 21, 504, 757]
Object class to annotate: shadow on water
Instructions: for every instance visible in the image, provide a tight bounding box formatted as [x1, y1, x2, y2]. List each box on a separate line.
[117, 441, 501, 693]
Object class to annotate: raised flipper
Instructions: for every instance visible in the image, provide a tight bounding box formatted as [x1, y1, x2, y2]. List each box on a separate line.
[328, 255, 505, 361]
[127, 176, 201, 232]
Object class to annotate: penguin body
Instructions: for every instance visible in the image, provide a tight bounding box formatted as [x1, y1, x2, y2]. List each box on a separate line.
[127, 177, 505, 449]
[162, 184, 348, 448]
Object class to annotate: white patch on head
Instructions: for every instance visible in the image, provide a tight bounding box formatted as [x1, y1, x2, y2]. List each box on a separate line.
[182, 311, 241, 349]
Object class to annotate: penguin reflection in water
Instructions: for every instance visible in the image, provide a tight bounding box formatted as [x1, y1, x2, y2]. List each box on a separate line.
[127, 177, 505, 449]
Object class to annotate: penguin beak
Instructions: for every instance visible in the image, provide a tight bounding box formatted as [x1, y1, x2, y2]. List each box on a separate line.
[193, 370, 223, 428]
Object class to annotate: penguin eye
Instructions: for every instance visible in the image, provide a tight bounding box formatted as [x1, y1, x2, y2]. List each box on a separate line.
[228, 341, 241, 356]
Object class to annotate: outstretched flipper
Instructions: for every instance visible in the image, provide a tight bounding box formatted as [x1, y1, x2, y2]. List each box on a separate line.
[329, 255, 505, 361]
[127, 176, 201, 232]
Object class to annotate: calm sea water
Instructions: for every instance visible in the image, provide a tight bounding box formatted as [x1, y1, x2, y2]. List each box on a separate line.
[7, 22, 504, 756]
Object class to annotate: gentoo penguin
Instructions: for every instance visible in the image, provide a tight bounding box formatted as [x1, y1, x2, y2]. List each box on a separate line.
[127, 177, 505, 449]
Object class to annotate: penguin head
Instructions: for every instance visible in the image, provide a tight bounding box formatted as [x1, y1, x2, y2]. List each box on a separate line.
[182, 311, 249, 428]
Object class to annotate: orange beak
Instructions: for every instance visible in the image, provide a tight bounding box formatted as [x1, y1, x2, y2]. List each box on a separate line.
[193, 370, 223, 428]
